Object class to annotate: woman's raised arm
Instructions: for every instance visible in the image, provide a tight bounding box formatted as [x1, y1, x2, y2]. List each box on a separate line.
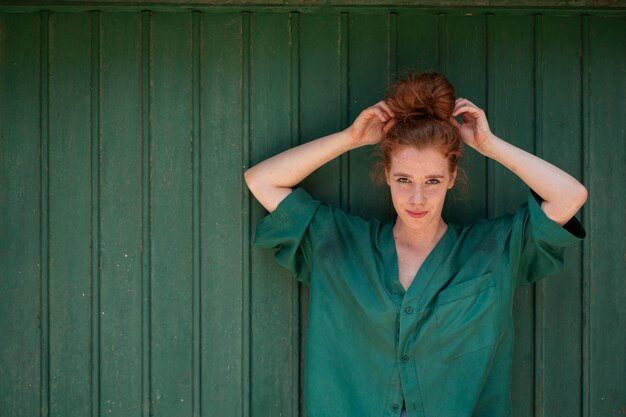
[450, 98, 588, 225]
[244, 101, 396, 212]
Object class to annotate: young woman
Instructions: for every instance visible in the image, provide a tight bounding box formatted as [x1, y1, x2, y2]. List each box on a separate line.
[244, 73, 587, 417]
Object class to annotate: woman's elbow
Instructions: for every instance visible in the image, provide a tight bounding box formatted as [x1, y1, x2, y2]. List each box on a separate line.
[561, 183, 588, 224]
[543, 183, 588, 226]
[244, 167, 259, 192]
[573, 183, 589, 211]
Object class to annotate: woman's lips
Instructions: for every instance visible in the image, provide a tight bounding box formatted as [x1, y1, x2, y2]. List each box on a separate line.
[406, 209, 428, 219]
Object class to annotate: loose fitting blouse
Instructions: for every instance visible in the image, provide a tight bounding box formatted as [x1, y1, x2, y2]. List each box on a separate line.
[254, 188, 585, 417]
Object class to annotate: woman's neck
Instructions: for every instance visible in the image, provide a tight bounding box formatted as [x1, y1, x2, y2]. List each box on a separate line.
[393, 217, 448, 251]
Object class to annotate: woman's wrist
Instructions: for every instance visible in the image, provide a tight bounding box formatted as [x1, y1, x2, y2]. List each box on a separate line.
[341, 126, 378, 150]
[473, 133, 504, 159]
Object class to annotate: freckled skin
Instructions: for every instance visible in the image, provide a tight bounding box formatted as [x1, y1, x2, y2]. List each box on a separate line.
[386, 146, 456, 237]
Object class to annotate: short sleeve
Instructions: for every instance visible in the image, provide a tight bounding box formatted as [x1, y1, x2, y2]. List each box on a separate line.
[253, 188, 321, 285]
[510, 190, 586, 286]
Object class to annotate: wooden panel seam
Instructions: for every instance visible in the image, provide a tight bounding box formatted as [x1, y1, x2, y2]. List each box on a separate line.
[40, 9, 51, 417]
[191, 11, 201, 417]
[289, 10, 302, 417]
[241, 10, 251, 417]
[90, 10, 101, 417]
[580, 16, 593, 417]
[532, 13, 542, 417]
[140, 10, 152, 417]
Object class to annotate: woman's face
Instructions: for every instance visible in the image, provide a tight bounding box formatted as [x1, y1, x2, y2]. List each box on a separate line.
[385, 146, 456, 232]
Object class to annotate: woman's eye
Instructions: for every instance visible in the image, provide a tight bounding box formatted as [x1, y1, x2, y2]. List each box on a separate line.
[397, 178, 410, 184]
[426, 179, 441, 185]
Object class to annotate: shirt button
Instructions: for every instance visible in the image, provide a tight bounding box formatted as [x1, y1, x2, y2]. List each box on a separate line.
[402, 355, 410, 363]
[404, 306, 413, 314]
[391, 404, 399, 412]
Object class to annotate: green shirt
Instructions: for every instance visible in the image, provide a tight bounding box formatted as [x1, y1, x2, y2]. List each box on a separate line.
[254, 188, 585, 417]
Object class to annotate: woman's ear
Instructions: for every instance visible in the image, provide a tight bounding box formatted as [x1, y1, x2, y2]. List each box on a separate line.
[385, 168, 391, 186]
[448, 169, 458, 189]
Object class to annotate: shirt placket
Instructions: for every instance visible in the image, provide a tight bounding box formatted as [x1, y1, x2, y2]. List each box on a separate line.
[382, 361, 404, 417]
[380, 224, 454, 417]
[397, 296, 427, 417]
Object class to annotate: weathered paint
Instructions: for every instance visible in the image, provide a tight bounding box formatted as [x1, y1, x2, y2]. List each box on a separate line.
[0, 7, 624, 417]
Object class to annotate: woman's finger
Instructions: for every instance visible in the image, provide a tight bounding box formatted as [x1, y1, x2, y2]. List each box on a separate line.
[372, 107, 390, 122]
[449, 116, 462, 129]
[461, 113, 475, 124]
[452, 104, 484, 118]
[378, 100, 396, 118]
[382, 118, 397, 134]
[453, 99, 483, 116]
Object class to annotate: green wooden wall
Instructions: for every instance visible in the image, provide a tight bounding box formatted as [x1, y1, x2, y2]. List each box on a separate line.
[1, 5, 624, 417]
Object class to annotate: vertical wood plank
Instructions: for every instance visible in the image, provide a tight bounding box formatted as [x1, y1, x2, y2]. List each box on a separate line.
[535, 14, 583, 417]
[249, 12, 296, 417]
[587, 15, 626, 417]
[149, 12, 194, 417]
[488, 14, 535, 417]
[90, 13, 101, 417]
[48, 12, 93, 417]
[191, 12, 201, 417]
[140, 11, 152, 417]
[441, 13, 488, 225]
[241, 13, 252, 417]
[396, 12, 439, 74]
[199, 12, 245, 417]
[348, 12, 391, 221]
[300, 13, 342, 206]
[581, 17, 591, 417]
[99, 12, 143, 417]
[0, 12, 42, 417]
[41, 11, 51, 417]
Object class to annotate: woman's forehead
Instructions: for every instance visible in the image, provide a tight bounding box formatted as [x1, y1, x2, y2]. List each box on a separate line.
[389, 146, 449, 175]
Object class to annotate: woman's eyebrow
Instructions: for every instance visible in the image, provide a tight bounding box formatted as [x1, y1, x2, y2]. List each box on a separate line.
[391, 172, 445, 178]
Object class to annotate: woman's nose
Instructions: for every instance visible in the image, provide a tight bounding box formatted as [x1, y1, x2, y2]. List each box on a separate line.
[409, 187, 425, 205]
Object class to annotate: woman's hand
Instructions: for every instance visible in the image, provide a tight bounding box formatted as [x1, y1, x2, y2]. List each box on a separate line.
[449, 98, 494, 153]
[449, 98, 587, 225]
[245, 100, 396, 212]
[347, 101, 397, 146]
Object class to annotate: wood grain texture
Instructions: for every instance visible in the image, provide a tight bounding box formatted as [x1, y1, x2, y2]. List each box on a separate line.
[300, 13, 343, 207]
[200, 11, 246, 417]
[441, 13, 488, 225]
[396, 13, 439, 76]
[148, 11, 195, 417]
[587, 14, 626, 417]
[0, 12, 42, 417]
[47, 12, 93, 417]
[347, 12, 391, 221]
[99, 12, 144, 417]
[0, 8, 624, 417]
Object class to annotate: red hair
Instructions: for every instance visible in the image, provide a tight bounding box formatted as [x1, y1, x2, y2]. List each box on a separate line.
[373, 72, 462, 182]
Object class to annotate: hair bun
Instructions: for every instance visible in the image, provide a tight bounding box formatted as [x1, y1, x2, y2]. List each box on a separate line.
[386, 72, 456, 122]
